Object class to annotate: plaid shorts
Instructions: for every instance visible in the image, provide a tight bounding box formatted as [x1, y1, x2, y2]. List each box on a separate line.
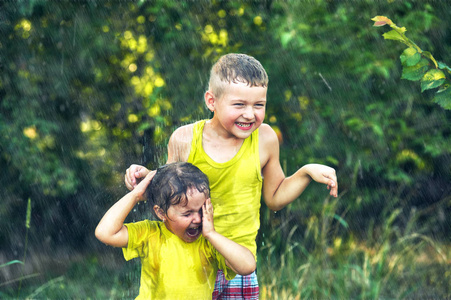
[212, 270, 259, 299]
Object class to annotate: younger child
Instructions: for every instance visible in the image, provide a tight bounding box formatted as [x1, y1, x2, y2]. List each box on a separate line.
[95, 162, 256, 299]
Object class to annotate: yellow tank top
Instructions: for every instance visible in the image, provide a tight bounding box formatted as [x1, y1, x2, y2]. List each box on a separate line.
[187, 120, 262, 258]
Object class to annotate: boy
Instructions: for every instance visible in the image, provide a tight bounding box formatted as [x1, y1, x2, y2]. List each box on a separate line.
[125, 53, 338, 299]
[96, 162, 256, 299]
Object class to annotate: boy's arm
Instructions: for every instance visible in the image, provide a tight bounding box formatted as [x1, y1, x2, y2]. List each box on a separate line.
[202, 199, 256, 275]
[124, 124, 193, 190]
[260, 124, 338, 212]
[96, 171, 156, 248]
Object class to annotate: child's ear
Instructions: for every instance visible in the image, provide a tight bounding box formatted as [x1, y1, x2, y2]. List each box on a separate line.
[153, 205, 165, 221]
[204, 90, 215, 112]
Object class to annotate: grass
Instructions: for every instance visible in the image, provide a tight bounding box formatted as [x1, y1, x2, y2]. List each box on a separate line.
[0, 196, 139, 299]
[2, 196, 449, 299]
[1, 253, 140, 299]
[257, 196, 450, 299]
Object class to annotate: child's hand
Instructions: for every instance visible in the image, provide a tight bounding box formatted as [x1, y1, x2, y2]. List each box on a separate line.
[305, 164, 338, 198]
[132, 170, 156, 202]
[125, 164, 150, 190]
[202, 198, 215, 237]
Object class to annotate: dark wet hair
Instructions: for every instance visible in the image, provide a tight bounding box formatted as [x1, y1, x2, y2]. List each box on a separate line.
[147, 162, 210, 217]
[209, 53, 268, 99]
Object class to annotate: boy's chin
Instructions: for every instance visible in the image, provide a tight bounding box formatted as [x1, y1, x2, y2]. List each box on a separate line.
[232, 129, 255, 139]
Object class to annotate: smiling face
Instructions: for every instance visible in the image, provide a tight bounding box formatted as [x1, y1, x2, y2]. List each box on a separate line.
[159, 187, 207, 243]
[206, 81, 267, 139]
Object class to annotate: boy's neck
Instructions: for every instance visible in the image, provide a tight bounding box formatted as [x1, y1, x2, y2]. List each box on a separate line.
[202, 119, 245, 163]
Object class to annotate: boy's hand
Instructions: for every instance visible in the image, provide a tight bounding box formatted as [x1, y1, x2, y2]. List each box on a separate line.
[125, 164, 150, 190]
[305, 164, 338, 198]
[131, 170, 156, 202]
[202, 198, 215, 238]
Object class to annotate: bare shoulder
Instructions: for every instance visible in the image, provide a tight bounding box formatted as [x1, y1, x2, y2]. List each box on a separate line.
[258, 123, 280, 168]
[168, 123, 195, 162]
[171, 123, 194, 143]
[258, 123, 279, 146]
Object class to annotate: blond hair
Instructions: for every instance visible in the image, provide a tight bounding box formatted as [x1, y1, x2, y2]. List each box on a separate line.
[208, 53, 268, 99]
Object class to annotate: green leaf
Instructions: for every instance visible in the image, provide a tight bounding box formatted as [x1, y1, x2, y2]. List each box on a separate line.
[345, 117, 365, 130]
[371, 124, 384, 137]
[0, 260, 23, 268]
[433, 85, 451, 110]
[26, 198, 31, 229]
[281, 31, 294, 48]
[137, 122, 152, 132]
[398, 27, 407, 34]
[401, 58, 429, 81]
[400, 48, 421, 67]
[421, 69, 446, 92]
[333, 214, 349, 229]
[382, 30, 405, 43]
[326, 155, 339, 166]
[438, 61, 451, 72]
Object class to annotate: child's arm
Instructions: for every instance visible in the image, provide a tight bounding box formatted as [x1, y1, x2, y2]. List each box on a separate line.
[260, 124, 338, 212]
[202, 198, 256, 275]
[95, 171, 156, 247]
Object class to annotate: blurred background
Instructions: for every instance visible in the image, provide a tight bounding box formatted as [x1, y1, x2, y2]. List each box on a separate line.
[1, 0, 450, 298]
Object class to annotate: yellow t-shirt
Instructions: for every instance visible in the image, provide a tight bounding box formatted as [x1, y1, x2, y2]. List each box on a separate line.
[123, 220, 235, 300]
[187, 120, 262, 258]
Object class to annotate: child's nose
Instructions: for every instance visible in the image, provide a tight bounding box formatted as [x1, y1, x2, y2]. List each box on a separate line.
[242, 106, 254, 119]
[193, 212, 202, 223]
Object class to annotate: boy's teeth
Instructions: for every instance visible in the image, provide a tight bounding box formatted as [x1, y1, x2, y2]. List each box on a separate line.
[237, 122, 251, 127]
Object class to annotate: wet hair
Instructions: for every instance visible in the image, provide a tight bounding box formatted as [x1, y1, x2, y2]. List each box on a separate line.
[208, 53, 268, 100]
[147, 162, 210, 217]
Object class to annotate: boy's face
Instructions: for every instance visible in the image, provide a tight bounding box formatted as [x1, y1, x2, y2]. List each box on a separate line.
[210, 81, 267, 139]
[164, 188, 206, 243]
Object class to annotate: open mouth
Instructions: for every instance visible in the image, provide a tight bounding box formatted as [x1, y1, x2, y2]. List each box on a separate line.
[186, 226, 201, 238]
[236, 122, 252, 129]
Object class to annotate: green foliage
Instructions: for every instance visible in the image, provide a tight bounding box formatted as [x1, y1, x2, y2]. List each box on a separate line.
[372, 15, 451, 110]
